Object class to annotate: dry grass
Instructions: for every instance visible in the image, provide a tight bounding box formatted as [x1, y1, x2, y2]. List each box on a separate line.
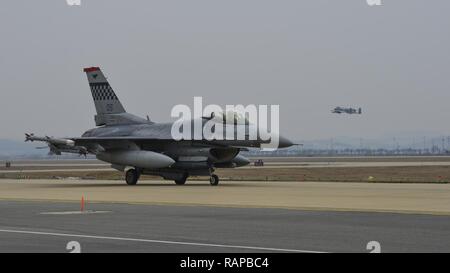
[1, 165, 450, 183]
[216, 166, 450, 183]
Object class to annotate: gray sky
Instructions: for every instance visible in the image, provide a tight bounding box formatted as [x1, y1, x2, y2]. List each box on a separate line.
[1, 0, 449, 141]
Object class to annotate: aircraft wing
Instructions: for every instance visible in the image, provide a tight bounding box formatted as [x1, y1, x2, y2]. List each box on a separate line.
[71, 137, 251, 153]
[72, 137, 175, 145]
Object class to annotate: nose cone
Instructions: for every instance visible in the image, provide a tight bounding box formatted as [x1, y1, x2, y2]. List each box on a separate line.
[278, 136, 294, 148]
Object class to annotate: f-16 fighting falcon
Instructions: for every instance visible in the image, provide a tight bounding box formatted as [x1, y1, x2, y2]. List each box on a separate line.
[26, 67, 294, 186]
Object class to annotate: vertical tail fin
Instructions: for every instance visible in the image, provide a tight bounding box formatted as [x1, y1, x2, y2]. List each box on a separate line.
[84, 67, 126, 114]
[83, 67, 149, 126]
[84, 67, 126, 126]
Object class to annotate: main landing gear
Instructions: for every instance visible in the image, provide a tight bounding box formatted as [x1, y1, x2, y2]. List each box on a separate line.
[173, 173, 220, 186]
[125, 168, 220, 186]
[174, 173, 188, 185]
[125, 168, 140, 185]
[209, 174, 219, 186]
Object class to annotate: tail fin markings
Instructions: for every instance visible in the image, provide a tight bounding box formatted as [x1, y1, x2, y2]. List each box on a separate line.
[83, 67, 149, 126]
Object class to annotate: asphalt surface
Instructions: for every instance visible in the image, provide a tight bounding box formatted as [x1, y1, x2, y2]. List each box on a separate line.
[0, 200, 449, 253]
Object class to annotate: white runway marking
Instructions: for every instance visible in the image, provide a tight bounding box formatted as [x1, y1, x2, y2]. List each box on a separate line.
[40, 210, 111, 215]
[0, 228, 325, 253]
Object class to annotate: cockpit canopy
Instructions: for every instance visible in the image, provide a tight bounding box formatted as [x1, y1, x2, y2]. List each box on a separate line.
[207, 111, 252, 125]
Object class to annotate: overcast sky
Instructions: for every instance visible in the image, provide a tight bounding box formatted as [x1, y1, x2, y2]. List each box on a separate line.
[1, 0, 449, 141]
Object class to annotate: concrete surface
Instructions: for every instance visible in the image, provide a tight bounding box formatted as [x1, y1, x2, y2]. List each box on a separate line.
[0, 180, 449, 215]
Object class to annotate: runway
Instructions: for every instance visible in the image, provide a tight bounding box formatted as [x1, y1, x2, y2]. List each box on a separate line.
[0, 179, 449, 215]
[1, 158, 450, 253]
[0, 200, 449, 253]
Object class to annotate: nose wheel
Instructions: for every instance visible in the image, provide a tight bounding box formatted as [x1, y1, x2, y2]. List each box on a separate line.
[125, 168, 140, 185]
[209, 174, 219, 186]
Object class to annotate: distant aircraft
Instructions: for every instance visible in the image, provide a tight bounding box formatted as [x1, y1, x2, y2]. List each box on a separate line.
[25, 67, 294, 186]
[332, 107, 362, 115]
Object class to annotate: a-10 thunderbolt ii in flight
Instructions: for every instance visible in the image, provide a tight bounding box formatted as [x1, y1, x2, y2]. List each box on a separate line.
[26, 67, 293, 186]
[332, 106, 362, 115]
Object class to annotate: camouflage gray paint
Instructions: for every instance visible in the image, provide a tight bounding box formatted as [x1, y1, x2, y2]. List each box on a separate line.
[27, 67, 294, 186]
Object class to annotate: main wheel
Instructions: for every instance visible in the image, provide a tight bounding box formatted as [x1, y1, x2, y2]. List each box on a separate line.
[125, 169, 140, 185]
[209, 174, 219, 186]
[174, 174, 188, 185]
